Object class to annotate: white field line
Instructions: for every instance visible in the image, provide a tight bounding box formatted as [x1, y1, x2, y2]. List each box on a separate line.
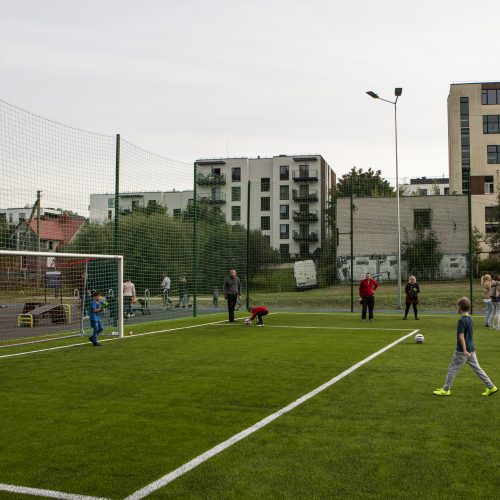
[216, 324, 412, 331]
[0, 483, 110, 500]
[124, 329, 420, 500]
[0, 318, 238, 360]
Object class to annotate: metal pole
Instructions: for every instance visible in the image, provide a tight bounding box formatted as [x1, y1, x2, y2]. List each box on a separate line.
[192, 162, 198, 317]
[114, 134, 120, 325]
[350, 175, 354, 313]
[394, 101, 402, 309]
[467, 169, 473, 313]
[246, 180, 251, 309]
[114, 134, 120, 256]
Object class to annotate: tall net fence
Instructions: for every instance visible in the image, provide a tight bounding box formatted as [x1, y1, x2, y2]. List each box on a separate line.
[0, 99, 480, 341]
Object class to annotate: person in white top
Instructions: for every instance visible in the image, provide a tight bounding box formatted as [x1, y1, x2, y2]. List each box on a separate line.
[161, 275, 171, 307]
[123, 278, 136, 317]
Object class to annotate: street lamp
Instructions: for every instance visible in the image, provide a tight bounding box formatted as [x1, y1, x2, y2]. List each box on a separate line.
[366, 87, 403, 308]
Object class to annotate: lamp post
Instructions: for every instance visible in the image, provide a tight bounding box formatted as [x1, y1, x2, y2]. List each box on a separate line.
[367, 88, 403, 308]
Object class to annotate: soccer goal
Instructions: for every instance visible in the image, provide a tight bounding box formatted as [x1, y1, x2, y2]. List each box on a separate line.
[0, 250, 124, 342]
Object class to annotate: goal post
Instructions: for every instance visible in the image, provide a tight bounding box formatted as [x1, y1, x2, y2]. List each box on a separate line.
[0, 250, 124, 341]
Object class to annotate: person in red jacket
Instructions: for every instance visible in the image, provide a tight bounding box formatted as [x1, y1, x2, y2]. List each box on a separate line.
[246, 305, 269, 327]
[359, 272, 379, 321]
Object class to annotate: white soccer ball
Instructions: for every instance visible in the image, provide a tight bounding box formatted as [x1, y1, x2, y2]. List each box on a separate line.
[244, 319, 251, 326]
[415, 333, 425, 344]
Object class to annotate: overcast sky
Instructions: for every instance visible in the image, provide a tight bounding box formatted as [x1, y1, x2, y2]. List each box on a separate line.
[2, 0, 500, 184]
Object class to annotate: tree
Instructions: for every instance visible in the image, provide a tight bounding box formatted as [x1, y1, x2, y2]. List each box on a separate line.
[472, 226, 484, 276]
[401, 230, 443, 280]
[0, 218, 11, 249]
[335, 167, 395, 198]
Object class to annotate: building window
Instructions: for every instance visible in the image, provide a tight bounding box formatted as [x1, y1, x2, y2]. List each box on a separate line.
[280, 204, 289, 220]
[261, 216, 270, 230]
[487, 145, 500, 164]
[280, 185, 289, 200]
[444, 187, 450, 195]
[232, 186, 241, 201]
[482, 89, 500, 105]
[232, 167, 241, 182]
[108, 210, 112, 220]
[19, 212, 25, 220]
[485, 176, 495, 194]
[280, 244, 289, 258]
[231, 206, 241, 221]
[280, 224, 289, 239]
[108, 198, 114, 208]
[413, 209, 431, 230]
[485, 206, 499, 222]
[261, 197, 270, 211]
[9, 213, 13, 224]
[483, 115, 500, 134]
[280, 165, 289, 180]
[173, 208, 181, 217]
[418, 189, 428, 196]
[261, 177, 270, 192]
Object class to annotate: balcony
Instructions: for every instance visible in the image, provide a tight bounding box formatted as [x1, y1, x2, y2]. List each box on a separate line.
[292, 209, 318, 222]
[292, 169, 318, 182]
[196, 172, 226, 186]
[199, 192, 226, 204]
[292, 189, 318, 203]
[292, 231, 318, 242]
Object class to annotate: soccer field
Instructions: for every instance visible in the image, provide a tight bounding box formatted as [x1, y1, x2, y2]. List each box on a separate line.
[0, 312, 498, 499]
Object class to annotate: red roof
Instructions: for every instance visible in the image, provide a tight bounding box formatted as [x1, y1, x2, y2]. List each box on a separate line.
[27, 216, 86, 246]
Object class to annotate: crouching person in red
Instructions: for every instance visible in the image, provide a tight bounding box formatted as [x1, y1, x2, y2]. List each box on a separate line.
[246, 305, 269, 327]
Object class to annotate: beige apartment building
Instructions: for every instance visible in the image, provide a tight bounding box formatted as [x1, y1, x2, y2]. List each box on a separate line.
[194, 155, 335, 259]
[448, 82, 500, 246]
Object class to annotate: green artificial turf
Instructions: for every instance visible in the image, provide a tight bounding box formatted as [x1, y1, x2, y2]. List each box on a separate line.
[0, 313, 498, 499]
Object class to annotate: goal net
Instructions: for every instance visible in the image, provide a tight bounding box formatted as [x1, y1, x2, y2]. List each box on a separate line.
[0, 250, 124, 342]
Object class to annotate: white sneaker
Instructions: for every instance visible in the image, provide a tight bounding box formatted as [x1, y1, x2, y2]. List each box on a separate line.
[257, 324, 264, 327]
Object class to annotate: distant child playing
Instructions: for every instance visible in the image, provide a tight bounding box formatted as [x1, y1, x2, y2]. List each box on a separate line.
[433, 297, 497, 397]
[247, 305, 269, 327]
[89, 291, 107, 346]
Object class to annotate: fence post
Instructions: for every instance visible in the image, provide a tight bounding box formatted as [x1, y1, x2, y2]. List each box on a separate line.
[350, 176, 354, 312]
[192, 162, 198, 317]
[468, 169, 473, 313]
[246, 180, 251, 309]
[113, 134, 120, 325]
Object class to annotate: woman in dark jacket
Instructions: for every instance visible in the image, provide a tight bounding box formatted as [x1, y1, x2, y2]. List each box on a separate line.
[403, 275, 420, 320]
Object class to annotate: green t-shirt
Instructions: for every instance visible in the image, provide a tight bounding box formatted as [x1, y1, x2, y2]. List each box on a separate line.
[456, 315, 475, 353]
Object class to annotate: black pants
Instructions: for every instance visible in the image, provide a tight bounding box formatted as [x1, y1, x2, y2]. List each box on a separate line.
[256, 311, 268, 324]
[404, 303, 418, 318]
[361, 296, 375, 320]
[227, 294, 237, 321]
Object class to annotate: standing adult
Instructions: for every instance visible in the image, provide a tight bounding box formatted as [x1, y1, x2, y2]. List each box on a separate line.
[480, 274, 492, 327]
[359, 272, 379, 321]
[488, 274, 500, 329]
[178, 273, 188, 307]
[123, 278, 136, 318]
[224, 269, 241, 322]
[403, 275, 420, 320]
[161, 274, 171, 307]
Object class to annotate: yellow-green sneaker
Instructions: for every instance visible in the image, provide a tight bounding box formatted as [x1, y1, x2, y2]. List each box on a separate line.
[482, 386, 498, 396]
[433, 387, 451, 396]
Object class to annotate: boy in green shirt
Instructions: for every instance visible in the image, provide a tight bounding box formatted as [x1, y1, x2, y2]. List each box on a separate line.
[433, 297, 497, 396]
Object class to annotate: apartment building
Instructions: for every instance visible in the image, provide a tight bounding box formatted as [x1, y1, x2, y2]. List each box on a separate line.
[194, 155, 335, 259]
[448, 82, 500, 240]
[89, 190, 194, 222]
[0, 207, 66, 226]
[401, 177, 449, 196]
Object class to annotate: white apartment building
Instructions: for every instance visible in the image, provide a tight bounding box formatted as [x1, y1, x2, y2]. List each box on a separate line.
[448, 82, 500, 242]
[194, 155, 335, 258]
[401, 176, 450, 196]
[0, 207, 66, 226]
[89, 190, 194, 222]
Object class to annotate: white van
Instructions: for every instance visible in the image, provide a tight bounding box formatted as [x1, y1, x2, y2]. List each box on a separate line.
[294, 260, 318, 290]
